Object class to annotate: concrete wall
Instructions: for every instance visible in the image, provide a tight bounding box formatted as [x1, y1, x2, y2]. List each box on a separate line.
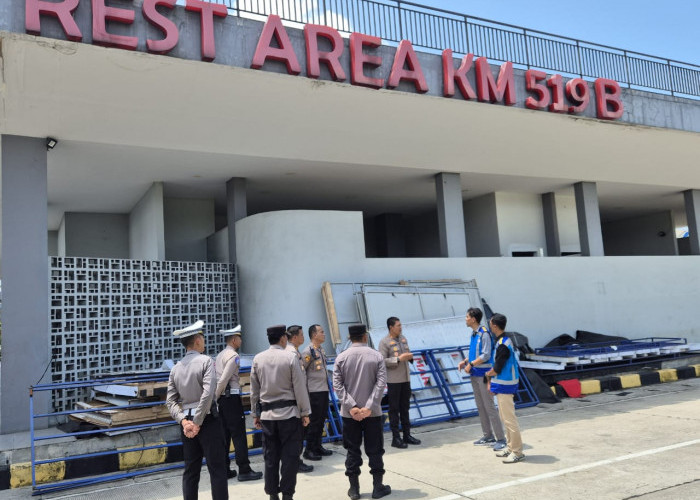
[405, 211, 441, 258]
[57, 217, 66, 257]
[2, 0, 700, 133]
[556, 194, 581, 254]
[48, 230, 58, 256]
[603, 211, 678, 256]
[464, 194, 500, 257]
[129, 183, 165, 260]
[495, 192, 546, 257]
[207, 227, 229, 263]
[164, 198, 215, 262]
[61, 213, 129, 258]
[236, 210, 700, 354]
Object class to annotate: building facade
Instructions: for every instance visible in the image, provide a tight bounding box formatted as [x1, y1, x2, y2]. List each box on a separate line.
[1, 0, 699, 432]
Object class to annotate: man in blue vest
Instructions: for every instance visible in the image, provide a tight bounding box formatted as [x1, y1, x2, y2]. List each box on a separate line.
[485, 313, 525, 464]
[458, 307, 506, 450]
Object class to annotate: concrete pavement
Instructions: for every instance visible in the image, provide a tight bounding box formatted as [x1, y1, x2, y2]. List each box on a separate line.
[7, 377, 699, 499]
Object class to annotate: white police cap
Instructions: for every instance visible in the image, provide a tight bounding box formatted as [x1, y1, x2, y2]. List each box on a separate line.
[220, 325, 242, 337]
[172, 319, 205, 339]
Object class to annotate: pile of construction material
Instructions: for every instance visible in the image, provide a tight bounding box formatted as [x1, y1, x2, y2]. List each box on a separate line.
[70, 380, 171, 427]
[69, 372, 253, 428]
[524, 332, 700, 370]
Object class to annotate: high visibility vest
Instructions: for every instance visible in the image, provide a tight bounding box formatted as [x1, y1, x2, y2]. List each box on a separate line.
[468, 326, 493, 377]
[490, 335, 519, 395]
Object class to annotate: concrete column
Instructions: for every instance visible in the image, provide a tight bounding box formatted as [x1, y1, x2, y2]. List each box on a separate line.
[435, 172, 467, 257]
[1, 135, 50, 433]
[542, 192, 561, 257]
[574, 181, 605, 256]
[226, 178, 247, 264]
[684, 189, 700, 255]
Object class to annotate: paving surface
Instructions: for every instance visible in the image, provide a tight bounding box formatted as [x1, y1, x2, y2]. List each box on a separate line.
[6, 378, 700, 500]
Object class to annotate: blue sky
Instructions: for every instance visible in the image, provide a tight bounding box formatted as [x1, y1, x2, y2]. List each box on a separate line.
[415, 1, 699, 66]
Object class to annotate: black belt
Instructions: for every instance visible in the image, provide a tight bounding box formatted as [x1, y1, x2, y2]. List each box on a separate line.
[260, 399, 297, 411]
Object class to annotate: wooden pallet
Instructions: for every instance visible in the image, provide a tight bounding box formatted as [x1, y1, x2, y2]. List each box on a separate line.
[70, 400, 171, 427]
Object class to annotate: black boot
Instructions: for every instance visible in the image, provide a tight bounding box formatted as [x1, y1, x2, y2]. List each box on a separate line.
[303, 449, 322, 461]
[238, 468, 263, 481]
[372, 475, 391, 499]
[391, 432, 407, 449]
[347, 475, 360, 500]
[298, 461, 314, 473]
[269, 495, 280, 500]
[403, 433, 421, 445]
[319, 445, 333, 456]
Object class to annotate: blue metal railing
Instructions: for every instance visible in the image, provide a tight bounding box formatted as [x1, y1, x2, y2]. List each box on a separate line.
[31, 346, 537, 494]
[204, 0, 700, 98]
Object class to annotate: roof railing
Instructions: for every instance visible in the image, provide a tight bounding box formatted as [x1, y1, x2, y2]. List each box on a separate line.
[208, 0, 699, 99]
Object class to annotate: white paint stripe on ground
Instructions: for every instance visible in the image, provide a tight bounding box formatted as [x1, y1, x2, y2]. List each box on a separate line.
[433, 439, 700, 499]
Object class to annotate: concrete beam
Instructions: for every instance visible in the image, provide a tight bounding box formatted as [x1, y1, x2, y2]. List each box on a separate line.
[435, 173, 467, 257]
[574, 182, 605, 256]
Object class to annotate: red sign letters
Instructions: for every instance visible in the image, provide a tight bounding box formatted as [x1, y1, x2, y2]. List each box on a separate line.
[25, 1, 624, 120]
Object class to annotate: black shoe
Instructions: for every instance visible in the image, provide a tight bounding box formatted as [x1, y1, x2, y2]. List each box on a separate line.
[238, 470, 263, 481]
[319, 446, 333, 456]
[269, 495, 280, 500]
[227, 469, 238, 479]
[298, 461, 314, 473]
[403, 434, 421, 445]
[282, 495, 294, 500]
[372, 484, 391, 499]
[303, 450, 322, 461]
[391, 436, 407, 449]
[348, 475, 360, 500]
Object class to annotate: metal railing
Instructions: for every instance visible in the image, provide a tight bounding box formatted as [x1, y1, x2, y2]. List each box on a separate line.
[208, 0, 700, 98]
[30, 345, 538, 494]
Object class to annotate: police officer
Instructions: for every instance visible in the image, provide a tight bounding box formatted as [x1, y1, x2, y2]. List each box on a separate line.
[378, 317, 421, 449]
[285, 325, 314, 473]
[333, 324, 391, 500]
[301, 324, 332, 461]
[250, 325, 311, 500]
[215, 325, 263, 481]
[166, 320, 229, 500]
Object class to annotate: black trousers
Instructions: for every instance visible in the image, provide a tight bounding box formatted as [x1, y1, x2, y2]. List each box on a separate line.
[181, 414, 229, 500]
[342, 416, 385, 477]
[218, 395, 251, 472]
[387, 381, 411, 435]
[261, 417, 302, 496]
[305, 391, 329, 452]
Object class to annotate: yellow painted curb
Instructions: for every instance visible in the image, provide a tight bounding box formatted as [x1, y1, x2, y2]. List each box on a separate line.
[10, 461, 65, 488]
[551, 386, 557, 395]
[118, 442, 167, 470]
[247, 428, 255, 449]
[580, 379, 601, 395]
[657, 369, 678, 383]
[619, 374, 641, 388]
[691, 364, 700, 377]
